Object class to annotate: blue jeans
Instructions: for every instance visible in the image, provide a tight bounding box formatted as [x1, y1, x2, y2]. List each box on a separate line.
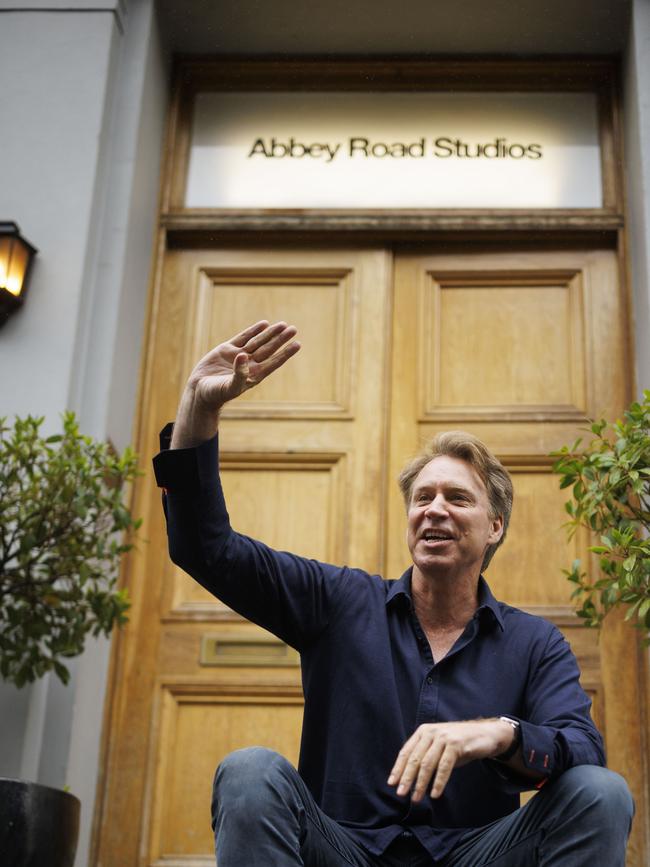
[211, 747, 633, 866]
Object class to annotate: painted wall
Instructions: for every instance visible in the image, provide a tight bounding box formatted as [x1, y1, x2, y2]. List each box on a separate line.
[0, 5, 119, 422]
[0, 2, 168, 864]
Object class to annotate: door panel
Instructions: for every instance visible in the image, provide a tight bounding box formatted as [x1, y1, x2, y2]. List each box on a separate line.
[186, 265, 359, 417]
[147, 686, 304, 860]
[96, 245, 647, 866]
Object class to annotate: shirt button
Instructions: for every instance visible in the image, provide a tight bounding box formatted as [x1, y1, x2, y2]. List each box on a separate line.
[427, 676, 433, 684]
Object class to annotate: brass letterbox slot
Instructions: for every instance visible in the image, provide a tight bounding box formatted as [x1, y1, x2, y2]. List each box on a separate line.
[200, 633, 300, 667]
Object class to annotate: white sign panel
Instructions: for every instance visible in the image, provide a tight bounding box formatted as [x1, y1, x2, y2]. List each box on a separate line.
[185, 92, 602, 209]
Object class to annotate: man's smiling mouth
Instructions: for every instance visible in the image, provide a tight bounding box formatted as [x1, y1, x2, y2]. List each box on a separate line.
[421, 530, 454, 542]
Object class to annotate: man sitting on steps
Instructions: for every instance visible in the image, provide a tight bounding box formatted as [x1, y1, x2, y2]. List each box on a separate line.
[153, 319, 633, 867]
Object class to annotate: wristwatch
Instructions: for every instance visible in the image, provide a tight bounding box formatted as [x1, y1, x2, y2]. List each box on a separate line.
[495, 716, 521, 761]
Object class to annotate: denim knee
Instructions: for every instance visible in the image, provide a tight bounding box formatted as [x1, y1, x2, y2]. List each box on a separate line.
[212, 747, 292, 813]
[554, 765, 634, 823]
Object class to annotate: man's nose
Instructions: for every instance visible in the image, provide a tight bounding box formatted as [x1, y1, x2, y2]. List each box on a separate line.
[424, 495, 449, 516]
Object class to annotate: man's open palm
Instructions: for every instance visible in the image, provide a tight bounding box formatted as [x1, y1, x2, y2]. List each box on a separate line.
[191, 320, 300, 411]
[172, 320, 300, 449]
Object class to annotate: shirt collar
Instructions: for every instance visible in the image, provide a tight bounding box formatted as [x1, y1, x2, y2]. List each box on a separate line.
[476, 576, 505, 631]
[386, 569, 414, 608]
[386, 569, 504, 631]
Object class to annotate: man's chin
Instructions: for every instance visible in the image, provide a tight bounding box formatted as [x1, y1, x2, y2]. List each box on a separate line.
[413, 555, 457, 577]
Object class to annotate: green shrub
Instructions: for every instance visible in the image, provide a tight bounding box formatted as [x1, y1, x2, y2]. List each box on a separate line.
[0, 412, 140, 686]
[552, 391, 650, 642]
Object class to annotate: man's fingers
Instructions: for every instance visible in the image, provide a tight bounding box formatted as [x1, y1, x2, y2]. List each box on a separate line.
[254, 340, 301, 380]
[396, 745, 431, 796]
[232, 352, 250, 378]
[411, 741, 445, 802]
[244, 321, 293, 356]
[393, 733, 434, 796]
[430, 745, 457, 799]
[250, 324, 298, 363]
[388, 726, 458, 801]
[230, 320, 269, 348]
[388, 730, 422, 786]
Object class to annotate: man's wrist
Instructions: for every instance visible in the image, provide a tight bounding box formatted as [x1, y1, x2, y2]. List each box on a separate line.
[494, 717, 521, 762]
[171, 387, 222, 449]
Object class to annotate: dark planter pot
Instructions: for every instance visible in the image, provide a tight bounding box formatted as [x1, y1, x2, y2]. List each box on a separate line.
[0, 778, 80, 867]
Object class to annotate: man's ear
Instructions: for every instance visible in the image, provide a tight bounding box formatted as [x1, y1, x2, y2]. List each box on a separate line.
[488, 514, 504, 545]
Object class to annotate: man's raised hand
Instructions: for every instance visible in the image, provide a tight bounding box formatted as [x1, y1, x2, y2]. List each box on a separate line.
[171, 320, 300, 449]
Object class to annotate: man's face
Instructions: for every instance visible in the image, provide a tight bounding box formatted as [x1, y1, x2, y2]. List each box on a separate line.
[406, 455, 503, 582]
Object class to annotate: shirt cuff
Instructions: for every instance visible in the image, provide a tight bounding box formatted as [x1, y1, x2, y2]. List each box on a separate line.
[158, 421, 174, 451]
[483, 717, 556, 794]
[152, 423, 219, 492]
[518, 718, 555, 777]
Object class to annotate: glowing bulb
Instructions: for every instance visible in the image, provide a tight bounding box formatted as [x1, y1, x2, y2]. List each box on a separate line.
[6, 276, 21, 296]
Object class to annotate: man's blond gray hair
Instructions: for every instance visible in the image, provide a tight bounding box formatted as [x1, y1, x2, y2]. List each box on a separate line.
[398, 431, 513, 572]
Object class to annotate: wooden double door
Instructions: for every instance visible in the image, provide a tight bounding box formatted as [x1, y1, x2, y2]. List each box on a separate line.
[95, 244, 648, 865]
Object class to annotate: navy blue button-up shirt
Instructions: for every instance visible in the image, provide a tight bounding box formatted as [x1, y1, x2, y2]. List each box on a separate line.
[153, 428, 605, 862]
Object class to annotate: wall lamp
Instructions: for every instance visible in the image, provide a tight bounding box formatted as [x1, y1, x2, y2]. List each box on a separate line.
[0, 222, 37, 327]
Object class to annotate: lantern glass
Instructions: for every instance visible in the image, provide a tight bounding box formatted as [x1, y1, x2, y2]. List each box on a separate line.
[0, 236, 11, 292]
[0, 234, 30, 297]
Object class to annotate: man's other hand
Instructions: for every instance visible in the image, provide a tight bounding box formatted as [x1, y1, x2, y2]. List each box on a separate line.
[387, 719, 514, 801]
[171, 320, 300, 449]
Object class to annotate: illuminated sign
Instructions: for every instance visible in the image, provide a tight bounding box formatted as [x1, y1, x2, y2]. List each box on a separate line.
[185, 92, 602, 209]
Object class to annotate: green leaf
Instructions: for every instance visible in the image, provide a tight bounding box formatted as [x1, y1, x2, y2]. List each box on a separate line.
[625, 598, 643, 620]
[52, 660, 71, 685]
[623, 555, 637, 572]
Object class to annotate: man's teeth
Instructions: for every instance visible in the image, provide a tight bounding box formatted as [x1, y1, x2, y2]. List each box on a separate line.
[424, 532, 452, 540]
